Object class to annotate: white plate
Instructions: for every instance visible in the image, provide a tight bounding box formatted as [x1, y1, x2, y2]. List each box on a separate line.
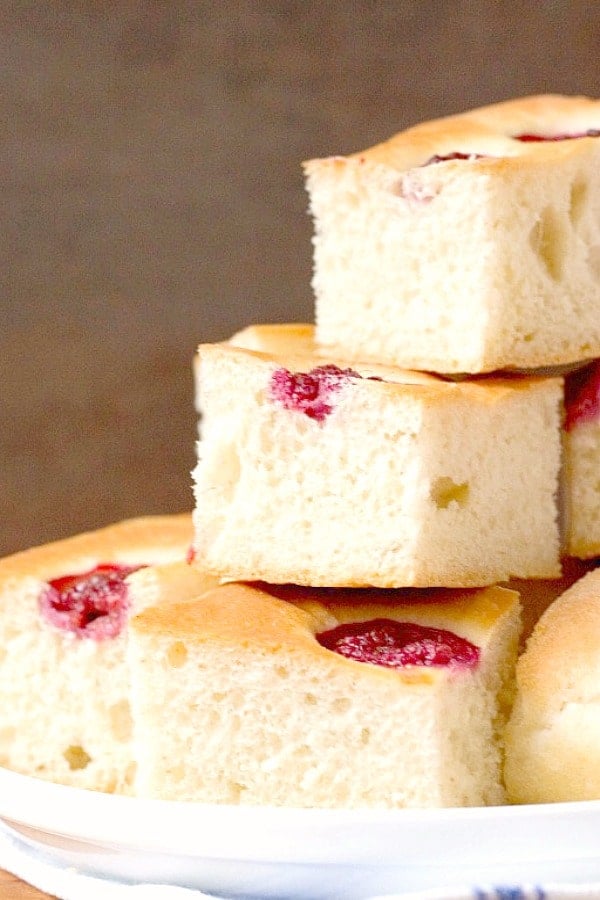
[2, 765, 600, 899]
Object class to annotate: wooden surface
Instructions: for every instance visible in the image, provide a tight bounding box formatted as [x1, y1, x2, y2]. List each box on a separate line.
[0, 870, 51, 899]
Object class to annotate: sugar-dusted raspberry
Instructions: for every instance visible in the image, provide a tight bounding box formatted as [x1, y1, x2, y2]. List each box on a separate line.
[565, 361, 600, 431]
[515, 129, 600, 142]
[269, 364, 361, 422]
[39, 563, 143, 639]
[317, 618, 480, 669]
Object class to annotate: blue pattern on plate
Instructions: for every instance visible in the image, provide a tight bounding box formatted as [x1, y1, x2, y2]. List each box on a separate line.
[473, 888, 545, 899]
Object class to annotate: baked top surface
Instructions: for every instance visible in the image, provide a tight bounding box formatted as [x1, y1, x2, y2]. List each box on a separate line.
[132, 575, 518, 657]
[0, 514, 193, 583]
[304, 94, 600, 173]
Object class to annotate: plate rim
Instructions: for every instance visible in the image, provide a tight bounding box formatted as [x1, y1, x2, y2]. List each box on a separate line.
[2, 765, 600, 867]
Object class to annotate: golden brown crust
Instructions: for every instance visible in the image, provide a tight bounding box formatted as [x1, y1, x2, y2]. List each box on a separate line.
[229, 323, 316, 357]
[200, 324, 563, 405]
[125, 561, 220, 613]
[304, 94, 600, 174]
[132, 579, 519, 689]
[0, 514, 193, 583]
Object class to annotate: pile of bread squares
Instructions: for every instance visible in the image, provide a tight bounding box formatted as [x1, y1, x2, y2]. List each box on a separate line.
[2, 94, 600, 809]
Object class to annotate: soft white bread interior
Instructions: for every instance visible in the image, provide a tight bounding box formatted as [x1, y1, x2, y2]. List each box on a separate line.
[193, 324, 563, 587]
[304, 94, 600, 374]
[0, 514, 206, 793]
[129, 577, 521, 808]
[564, 418, 600, 558]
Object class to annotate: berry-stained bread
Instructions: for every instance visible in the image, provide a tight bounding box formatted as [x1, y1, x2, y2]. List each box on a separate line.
[192, 324, 563, 588]
[129, 574, 521, 808]
[304, 94, 600, 374]
[0, 514, 215, 793]
[505, 568, 600, 803]
[564, 360, 600, 558]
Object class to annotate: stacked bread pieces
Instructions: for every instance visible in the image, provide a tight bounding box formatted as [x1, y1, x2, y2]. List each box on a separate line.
[174, 94, 600, 809]
[303, 93, 600, 558]
[3, 95, 600, 809]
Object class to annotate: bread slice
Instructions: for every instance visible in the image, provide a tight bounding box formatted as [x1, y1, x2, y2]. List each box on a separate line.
[0, 514, 215, 793]
[505, 568, 600, 803]
[192, 324, 563, 588]
[129, 575, 521, 808]
[564, 360, 600, 558]
[304, 94, 600, 374]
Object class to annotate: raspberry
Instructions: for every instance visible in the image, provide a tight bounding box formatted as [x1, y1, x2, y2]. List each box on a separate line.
[269, 364, 361, 422]
[515, 129, 600, 142]
[39, 563, 143, 639]
[565, 361, 600, 431]
[317, 618, 480, 669]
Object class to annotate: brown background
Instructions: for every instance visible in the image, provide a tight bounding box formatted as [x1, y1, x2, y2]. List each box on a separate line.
[1, 0, 599, 556]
